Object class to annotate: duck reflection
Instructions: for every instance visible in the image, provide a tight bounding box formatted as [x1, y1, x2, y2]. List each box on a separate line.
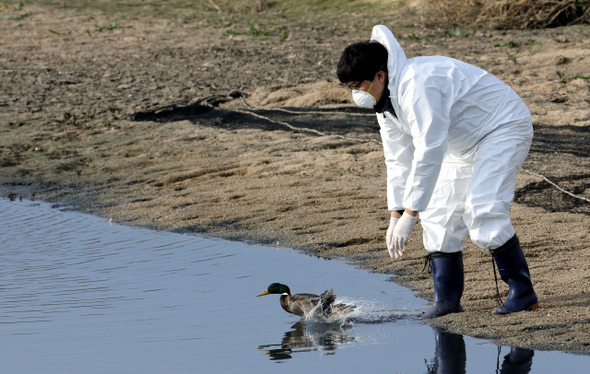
[427, 326, 534, 374]
[258, 321, 354, 360]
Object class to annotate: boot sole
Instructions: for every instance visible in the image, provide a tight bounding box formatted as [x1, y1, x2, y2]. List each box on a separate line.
[527, 303, 540, 311]
[494, 302, 540, 315]
[421, 304, 463, 320]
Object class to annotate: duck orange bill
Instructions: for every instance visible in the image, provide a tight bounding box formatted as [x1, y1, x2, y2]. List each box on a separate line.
[257, 290, 270, 297]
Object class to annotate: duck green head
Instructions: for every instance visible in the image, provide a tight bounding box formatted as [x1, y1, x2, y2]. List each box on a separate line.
[257, 283, 291, 296]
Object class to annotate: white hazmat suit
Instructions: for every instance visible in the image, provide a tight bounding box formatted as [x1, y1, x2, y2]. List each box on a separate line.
[371, 25, 533, 253]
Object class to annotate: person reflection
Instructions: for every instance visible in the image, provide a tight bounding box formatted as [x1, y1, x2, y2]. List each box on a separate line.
[427, 326, 467, 374]
[427, 326, 534, 374]
[500, 347, 534, 374]
[258, 321, 354, 360]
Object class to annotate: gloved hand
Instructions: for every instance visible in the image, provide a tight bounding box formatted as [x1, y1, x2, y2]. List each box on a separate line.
[390, 213, 417, 258]
[386, 217, 400, 259]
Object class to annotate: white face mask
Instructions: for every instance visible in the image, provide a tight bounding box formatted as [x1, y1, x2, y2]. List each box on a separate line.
[352, 89, 377, 108]
[350, 71, 379, 108]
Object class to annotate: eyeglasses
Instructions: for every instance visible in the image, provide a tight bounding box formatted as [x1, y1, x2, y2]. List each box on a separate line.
[343, 71, 380, 91]
[345, 81, 363, 91]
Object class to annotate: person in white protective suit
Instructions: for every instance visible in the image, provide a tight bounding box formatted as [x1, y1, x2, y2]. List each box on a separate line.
[337, 25, 539, 318]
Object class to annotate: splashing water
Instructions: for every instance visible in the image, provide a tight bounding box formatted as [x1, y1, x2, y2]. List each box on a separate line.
[302, 297, 422, 326]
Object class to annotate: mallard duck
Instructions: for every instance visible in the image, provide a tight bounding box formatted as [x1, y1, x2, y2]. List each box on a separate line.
[257, 283, 355, 318]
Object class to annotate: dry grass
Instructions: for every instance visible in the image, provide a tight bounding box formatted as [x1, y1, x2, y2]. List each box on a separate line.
[206, 0, 273, 13]
[422, 0, 590, 29]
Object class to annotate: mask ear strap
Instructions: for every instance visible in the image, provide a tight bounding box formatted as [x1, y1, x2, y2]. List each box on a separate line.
[365, 76, 376, 94]
[367, 64, 386, 94]
[370, 67, 387, 101]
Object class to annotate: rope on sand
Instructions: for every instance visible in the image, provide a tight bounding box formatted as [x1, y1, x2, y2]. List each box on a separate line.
[242, 98, 590, 205]
[237, 95, 590, 206]
[520, 168, 590, 204]
[218, 105, 382, 145]
[138, 92, 590, 206]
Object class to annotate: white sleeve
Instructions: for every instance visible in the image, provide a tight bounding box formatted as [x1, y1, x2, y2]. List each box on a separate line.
[377, 112, 414, 212]
[401, 73, 452, 212]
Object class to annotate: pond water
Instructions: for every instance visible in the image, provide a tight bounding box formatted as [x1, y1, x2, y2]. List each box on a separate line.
[0, 198, 588, 373]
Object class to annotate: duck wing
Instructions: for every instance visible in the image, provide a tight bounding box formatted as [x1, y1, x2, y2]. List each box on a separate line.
[320, 289, 356, 318]
[328, 302, 357, 317]
[319, 289, 337, 313]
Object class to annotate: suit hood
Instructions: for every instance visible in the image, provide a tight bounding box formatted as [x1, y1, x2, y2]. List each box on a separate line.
[370, 25, 407, 104]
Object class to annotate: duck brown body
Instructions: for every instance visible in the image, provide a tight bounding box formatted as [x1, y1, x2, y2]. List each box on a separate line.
[279, 289, 336, 316]
[258, 283, 355, 318]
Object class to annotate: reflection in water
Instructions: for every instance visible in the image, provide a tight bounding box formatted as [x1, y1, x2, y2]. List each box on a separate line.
[427, 327, 467, 374]
[426, 326, 534, 374]
[499, 347, 534, 374]
[258, 307, 415, 361]
[258, 321, 355, 360]
[259, 315, 537, 371]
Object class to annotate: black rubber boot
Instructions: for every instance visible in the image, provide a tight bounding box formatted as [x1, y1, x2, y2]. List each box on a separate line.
[422, 252, 464, 319]
[491, 235, 539, 315]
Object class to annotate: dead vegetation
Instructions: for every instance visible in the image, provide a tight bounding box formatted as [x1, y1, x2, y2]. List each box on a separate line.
[205, 0, 273, 13]
[422, 0, 590, 29]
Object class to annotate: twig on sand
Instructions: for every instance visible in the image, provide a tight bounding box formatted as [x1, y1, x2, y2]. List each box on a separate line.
[207, 0, 221, 12]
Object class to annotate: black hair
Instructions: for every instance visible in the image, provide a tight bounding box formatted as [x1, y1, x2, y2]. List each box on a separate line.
[337, 40, 389, 84]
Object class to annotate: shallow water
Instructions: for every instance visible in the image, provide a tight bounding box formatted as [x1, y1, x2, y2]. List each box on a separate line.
[0, 198, 588, 373]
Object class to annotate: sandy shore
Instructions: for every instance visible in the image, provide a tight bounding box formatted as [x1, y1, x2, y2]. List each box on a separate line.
[1, 2, 590, 352]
